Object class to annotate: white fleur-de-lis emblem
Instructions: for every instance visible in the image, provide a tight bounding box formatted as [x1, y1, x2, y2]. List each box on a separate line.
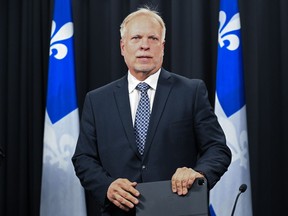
[43, 123, 75, 171]
[218, 11, 241, 51]
[218, 116, 248, 169]
[50, 20, 74, 59]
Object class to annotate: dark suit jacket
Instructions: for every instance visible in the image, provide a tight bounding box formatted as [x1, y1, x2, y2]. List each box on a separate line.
[72, 68, 231, 215]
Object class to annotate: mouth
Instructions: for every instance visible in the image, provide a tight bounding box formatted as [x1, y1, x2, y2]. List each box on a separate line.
[137, 55, 152, 58]
[137, 56, 152, 62]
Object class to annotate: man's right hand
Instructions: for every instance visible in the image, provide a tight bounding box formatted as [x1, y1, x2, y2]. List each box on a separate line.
[107, 178, 140, 211]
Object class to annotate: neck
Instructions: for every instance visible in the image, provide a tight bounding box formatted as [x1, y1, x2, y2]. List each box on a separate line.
[131, 68, 160, 81]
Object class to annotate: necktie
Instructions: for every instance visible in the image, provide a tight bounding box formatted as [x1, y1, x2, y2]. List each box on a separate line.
[134, 82, 150, 155]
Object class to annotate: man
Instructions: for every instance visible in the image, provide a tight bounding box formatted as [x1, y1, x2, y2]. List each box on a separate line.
[72, 7, 231, 216]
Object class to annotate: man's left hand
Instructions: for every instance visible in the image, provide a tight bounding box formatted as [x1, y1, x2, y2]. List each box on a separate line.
[171, 167, 204, 195]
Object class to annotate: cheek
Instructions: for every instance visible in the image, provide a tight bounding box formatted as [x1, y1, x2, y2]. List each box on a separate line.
[155, 47, 164, 58]
[126, 48, 139, 61]
[128, 45, 138, 53]
[123, 50, 136, 63]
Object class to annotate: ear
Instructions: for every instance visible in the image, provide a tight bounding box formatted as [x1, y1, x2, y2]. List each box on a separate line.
[162, 40, 165, 56]
[120, 39, 125, 56]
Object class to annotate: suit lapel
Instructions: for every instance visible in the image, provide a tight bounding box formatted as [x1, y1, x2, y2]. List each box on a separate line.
[113, 76, 141, 157]
[143, 69, 173, 158]
[113, 70, 174, 159]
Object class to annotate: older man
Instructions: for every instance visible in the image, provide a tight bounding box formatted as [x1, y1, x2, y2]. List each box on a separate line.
[72, 7, 231, 216]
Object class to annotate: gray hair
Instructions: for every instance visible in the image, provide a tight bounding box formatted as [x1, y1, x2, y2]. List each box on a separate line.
[120, 6, 166, 42]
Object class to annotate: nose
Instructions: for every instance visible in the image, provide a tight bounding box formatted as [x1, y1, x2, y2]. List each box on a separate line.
[140, 38, 149, 50]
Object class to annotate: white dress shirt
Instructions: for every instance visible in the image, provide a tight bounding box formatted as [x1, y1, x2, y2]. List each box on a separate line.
[128, 69, 161, 126]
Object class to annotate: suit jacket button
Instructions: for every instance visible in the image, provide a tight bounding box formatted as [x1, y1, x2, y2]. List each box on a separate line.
[142, 165, 146, 169]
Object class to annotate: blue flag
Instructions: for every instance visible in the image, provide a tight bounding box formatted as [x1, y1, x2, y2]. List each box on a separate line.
[40, 0, 86, 215]
[209, 0, 253, 215]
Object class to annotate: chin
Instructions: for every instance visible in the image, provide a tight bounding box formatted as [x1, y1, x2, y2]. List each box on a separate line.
[135, 66, 156, 74]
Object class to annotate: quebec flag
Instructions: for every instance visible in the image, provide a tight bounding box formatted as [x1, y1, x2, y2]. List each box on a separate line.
[209, 0, 253, 216]
[40, 0, 86, 215]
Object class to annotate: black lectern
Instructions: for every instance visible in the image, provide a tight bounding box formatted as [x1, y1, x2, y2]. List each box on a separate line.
[136, 178, 208, 216]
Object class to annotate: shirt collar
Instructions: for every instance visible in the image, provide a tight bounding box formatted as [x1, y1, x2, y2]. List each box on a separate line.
[128, 69, 161, 93]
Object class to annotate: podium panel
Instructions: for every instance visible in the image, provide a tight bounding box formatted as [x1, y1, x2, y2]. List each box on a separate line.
[136, 178, 208, 216]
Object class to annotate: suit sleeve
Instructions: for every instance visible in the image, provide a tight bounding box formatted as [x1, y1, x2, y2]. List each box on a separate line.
[71, 92, 114, 207]
[192, 80, 232, 189]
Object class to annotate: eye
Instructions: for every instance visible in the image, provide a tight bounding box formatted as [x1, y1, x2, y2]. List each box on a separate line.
[149, 36, 159, 41]
[131, 35, 141, 40]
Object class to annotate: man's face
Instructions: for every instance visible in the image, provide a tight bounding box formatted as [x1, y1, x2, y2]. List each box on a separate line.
[120, 15, 165, 79]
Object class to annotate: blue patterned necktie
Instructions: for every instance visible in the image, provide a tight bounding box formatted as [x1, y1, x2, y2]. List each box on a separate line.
[134, 82, 150, 155]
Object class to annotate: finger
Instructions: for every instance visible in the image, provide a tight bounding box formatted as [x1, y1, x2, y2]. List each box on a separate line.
[109, 188, 136, 211]
[116, 180, 139, 205]
[122, 181, 140, 199]
[107, 179, 139, 209]
[172, 167, 196, 195]
[112, 198, 130, 212]
[171, 169, 180, 193]
[116, 192, 136, 209]
[187, 169, 205, 187]
[184, 169, 206, 195]
[181, 179, 189, 195]
[118, 188, 139, 205]
[181, 169, 190, 188]
[182, 168, 195, 195]
[187, 176, 194, 189]
[172, 168, 183, 195]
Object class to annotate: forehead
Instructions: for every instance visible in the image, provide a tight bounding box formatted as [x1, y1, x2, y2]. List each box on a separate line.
[125, 15, 162, 35]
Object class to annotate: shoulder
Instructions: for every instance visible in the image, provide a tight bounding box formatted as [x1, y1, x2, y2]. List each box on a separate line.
[161, 68, 206, 89]
[86, 75, 127, 97]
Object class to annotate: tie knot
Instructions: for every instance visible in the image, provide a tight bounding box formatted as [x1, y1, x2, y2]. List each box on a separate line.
[136, 82, 150, 92]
